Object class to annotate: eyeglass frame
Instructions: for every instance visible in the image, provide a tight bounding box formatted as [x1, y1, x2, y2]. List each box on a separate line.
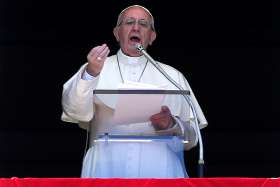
[117, 17, 155, 31]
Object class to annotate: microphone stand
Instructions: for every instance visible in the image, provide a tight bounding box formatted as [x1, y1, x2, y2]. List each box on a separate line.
[136, 44, 205, 177]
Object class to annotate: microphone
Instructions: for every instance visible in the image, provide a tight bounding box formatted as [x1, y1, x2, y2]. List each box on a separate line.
[135, 43, 206, 177]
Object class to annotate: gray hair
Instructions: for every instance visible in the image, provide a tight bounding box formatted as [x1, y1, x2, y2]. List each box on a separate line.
[116, 5, 155, 31]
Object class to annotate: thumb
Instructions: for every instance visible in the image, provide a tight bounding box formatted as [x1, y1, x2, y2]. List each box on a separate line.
[161, 106, 170, 113]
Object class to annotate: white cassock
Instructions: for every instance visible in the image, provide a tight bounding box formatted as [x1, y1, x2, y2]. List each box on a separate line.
[61, 49, 207, 178]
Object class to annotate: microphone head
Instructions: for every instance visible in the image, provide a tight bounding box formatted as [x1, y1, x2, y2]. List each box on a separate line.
[135, 43, 144, 52]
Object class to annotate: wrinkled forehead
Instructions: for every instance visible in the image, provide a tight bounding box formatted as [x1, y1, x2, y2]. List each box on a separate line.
[118, 5, 153, 20]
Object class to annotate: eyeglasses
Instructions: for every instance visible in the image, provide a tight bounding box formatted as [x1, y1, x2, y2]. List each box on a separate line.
[119, 17, 152, 29]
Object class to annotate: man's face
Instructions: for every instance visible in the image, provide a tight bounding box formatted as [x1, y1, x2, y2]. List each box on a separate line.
[113, 7, 156, 56]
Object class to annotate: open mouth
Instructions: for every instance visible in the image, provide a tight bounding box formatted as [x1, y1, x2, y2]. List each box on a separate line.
[129, 36, 141, 43]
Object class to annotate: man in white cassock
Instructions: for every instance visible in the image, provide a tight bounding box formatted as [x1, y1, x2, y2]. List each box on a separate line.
[61, 5, 208, 178]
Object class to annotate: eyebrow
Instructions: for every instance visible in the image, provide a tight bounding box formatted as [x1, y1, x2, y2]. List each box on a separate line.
[124, 16, 149, 21]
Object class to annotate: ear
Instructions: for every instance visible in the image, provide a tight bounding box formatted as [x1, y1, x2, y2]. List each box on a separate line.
[149, 31, 157, 45]
[113, 27, 120, 42]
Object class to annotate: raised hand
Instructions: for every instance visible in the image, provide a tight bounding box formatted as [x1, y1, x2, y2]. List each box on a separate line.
[86, 44, 110, 76]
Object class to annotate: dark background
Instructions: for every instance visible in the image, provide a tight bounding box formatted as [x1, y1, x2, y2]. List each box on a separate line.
[0, 0, 278, 178]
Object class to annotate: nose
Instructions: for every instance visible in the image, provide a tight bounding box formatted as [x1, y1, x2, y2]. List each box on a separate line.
[132, 22, 140, 31]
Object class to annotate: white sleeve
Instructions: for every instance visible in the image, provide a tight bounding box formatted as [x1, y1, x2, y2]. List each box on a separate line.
[61, 63, 99, 123]
[154, 115, 198, 151]
[174, 116, 198, 150]
[82, 69, 98, 81]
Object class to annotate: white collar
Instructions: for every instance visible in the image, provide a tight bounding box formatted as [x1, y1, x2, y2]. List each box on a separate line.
[117, 49, 147, 65]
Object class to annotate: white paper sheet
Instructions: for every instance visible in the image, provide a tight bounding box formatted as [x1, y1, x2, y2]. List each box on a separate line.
[113, 81, 165, 125]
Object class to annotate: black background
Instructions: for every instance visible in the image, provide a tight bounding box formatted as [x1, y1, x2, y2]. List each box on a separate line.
[0, 0, 278, 178]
